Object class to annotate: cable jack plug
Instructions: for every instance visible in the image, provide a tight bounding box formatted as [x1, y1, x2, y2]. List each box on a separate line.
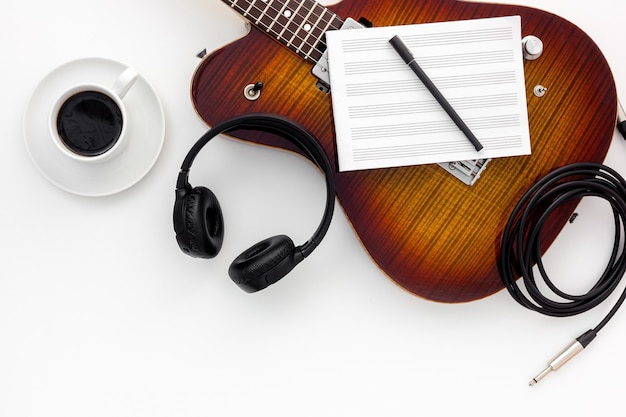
[618, 100, 626, 140]
[529, 330, 597, 386]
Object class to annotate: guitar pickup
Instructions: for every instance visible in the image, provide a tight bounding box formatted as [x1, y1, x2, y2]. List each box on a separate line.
[312, 17, 365, 92]
[438, 159, 490, 186]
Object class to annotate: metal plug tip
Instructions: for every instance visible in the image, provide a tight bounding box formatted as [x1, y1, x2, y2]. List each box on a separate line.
[529, 366, 553, 387]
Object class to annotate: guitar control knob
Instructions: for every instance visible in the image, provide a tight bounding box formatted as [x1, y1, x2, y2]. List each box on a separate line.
[522, 35, 544, 61]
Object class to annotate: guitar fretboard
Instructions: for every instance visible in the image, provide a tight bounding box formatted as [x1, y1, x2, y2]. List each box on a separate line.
[223, 0, 343, 63]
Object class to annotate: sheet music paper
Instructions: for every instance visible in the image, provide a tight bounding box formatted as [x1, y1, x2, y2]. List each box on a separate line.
[326, 16, 531, 172]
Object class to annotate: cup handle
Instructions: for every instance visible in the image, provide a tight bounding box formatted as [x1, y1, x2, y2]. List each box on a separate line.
[112, 67, 139, 99]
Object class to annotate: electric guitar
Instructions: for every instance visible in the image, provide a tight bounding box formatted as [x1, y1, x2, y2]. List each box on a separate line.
[191, 0, 617, 302]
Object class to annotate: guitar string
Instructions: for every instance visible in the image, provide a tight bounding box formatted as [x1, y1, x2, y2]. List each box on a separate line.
[230, 0, 338, 31]
[231, 0, 340, 55]
[228, 0, 343, 60]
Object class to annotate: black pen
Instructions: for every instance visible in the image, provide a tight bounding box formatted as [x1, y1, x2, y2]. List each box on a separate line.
[389, 35, 483, 152]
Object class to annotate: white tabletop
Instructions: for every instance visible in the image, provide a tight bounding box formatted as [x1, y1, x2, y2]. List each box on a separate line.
[2, 0, 626, 415]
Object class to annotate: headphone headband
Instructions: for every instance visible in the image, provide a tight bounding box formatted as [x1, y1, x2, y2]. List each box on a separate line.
[174, 114, 335, 292]
[178, 114, 329, 183]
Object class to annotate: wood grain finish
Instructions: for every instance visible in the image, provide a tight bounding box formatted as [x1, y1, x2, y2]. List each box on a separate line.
[191, 0, 617, 302]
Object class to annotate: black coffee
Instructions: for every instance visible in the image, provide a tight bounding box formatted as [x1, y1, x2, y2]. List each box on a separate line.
[56, 91, 123, 156]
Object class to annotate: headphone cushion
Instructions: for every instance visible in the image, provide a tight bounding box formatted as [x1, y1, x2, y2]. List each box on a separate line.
[178, 186, 224, 258]
[229, 235, 297, 292]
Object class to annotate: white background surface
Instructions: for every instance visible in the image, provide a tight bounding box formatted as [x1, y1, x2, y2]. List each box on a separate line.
[2, 0, 626, 415]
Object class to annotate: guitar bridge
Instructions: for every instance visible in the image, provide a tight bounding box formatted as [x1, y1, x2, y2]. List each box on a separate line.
[438, 159, 490, 186]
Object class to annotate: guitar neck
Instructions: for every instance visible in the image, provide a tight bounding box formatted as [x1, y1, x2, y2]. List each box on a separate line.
[222, 0, 343, 63]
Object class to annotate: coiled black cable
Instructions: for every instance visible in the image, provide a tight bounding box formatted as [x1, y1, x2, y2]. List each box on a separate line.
[498, 162, 626, 384]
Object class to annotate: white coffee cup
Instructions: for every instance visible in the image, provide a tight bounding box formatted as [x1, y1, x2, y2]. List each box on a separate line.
[49, 67, 139, 163]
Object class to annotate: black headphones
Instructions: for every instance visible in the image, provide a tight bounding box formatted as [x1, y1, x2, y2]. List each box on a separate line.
[173, 113, 336, 293]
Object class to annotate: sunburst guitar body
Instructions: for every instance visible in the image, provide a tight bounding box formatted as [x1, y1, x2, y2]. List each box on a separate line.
[191, 0, 617, 302]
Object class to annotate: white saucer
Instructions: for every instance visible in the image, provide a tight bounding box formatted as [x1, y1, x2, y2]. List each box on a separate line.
[24, 57, 165, 197]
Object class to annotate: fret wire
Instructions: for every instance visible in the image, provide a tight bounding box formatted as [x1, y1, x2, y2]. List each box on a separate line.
[273, 0, 298, 40]
[254, 0, 272, 25]
[231, 0, 341, 37]
[244, 1, 255, 15]
[266, 1, 289, 34]
[251, 0, 273, 25]
[303, 2, 327, 59]
[283, 0, 317, 53]
[293, 3, 317, 55]
[304, 4, 340, 60]
[226, 0, 343, 62]
[314, 12, 344, 51]
[282, 1, 306, 48]
[239, 2, 262, 27]
[298, 2, 327, 59]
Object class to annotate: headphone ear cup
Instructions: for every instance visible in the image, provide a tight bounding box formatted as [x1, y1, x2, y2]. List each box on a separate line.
[229, 235, 302, 293]
[176, 186, 224, 258]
